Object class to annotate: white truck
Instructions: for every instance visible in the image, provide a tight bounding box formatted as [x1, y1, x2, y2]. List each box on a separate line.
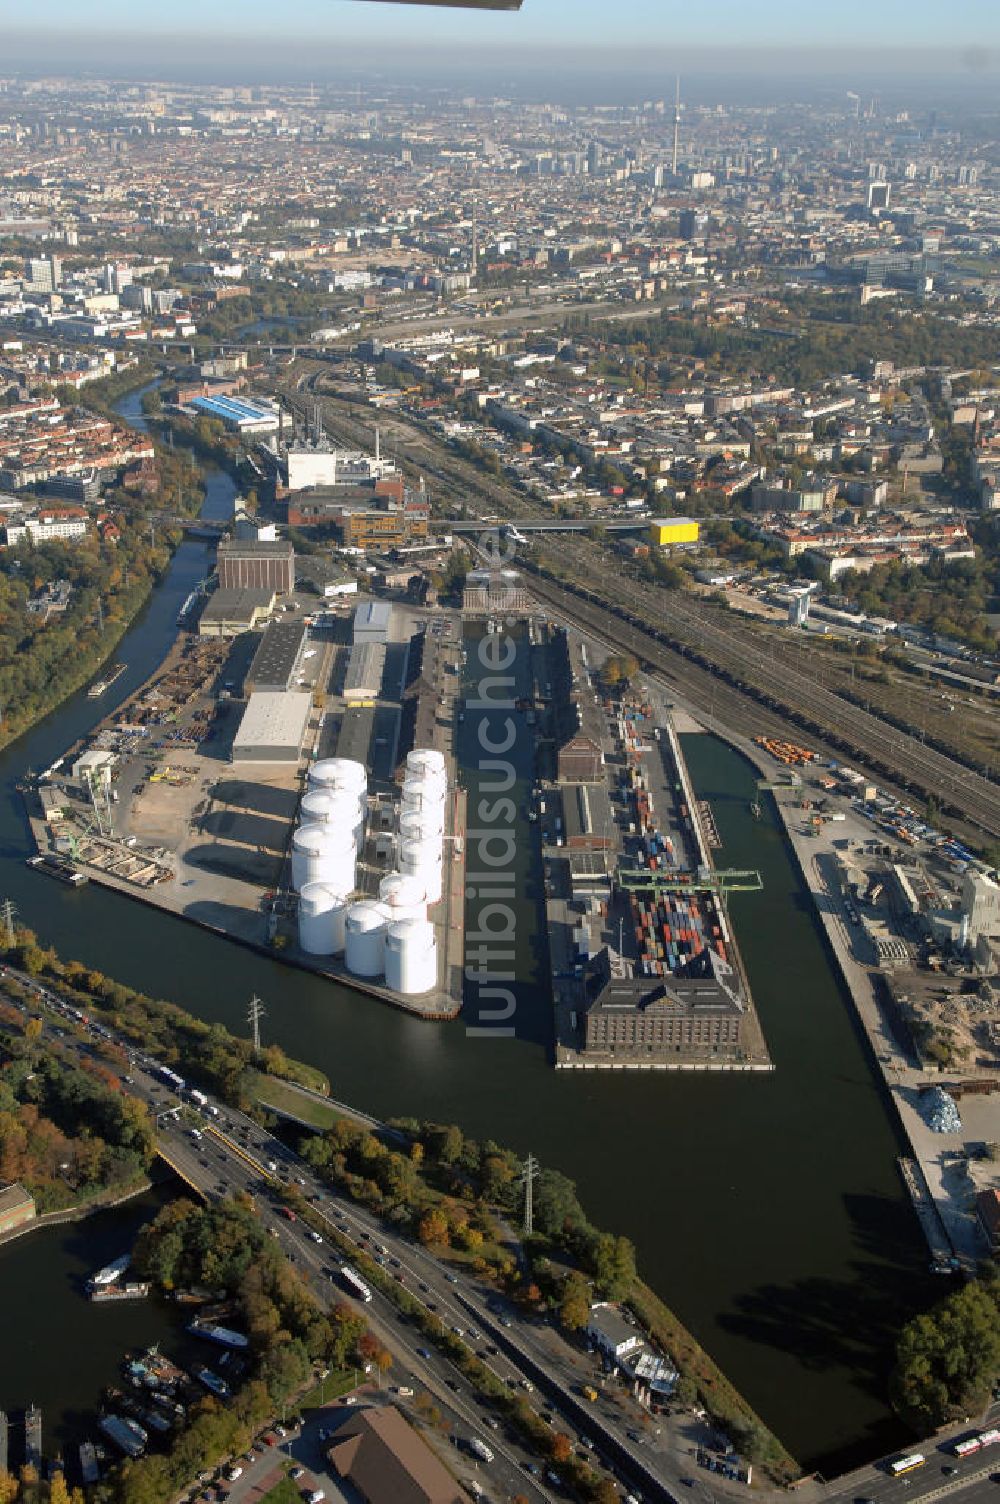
[468, 1438, 494, 1464]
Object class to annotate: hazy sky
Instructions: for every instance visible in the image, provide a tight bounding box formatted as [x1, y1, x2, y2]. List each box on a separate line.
[10, 0, 1000, 48]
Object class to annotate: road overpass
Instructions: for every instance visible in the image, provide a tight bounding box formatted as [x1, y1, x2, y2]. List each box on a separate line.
[444, 516, 651, 534]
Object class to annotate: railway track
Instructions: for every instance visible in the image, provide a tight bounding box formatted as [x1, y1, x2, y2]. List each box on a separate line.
[524, 565, 1000, 841]
[280, 373, 535, 520]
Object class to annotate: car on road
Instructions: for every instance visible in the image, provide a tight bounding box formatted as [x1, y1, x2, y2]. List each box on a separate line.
[445, 1274, 459, 1284]
[445, 1380, 460, 1392]
[417, 1348, 432, 1359]
[308, 1231, 322, 1244]
[306, 1492, 324, 1504]
[290, 1468, 305, 1480]
[224, 1468, 242, 1483]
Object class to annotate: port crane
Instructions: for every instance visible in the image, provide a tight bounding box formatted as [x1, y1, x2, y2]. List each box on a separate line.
[617, 867, 763, 896]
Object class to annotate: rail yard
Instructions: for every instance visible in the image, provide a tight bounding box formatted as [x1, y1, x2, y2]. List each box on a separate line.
[522, 564, 1000, 842]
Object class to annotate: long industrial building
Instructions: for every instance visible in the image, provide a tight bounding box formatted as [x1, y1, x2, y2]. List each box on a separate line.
[343, 642, 386, 701]
[232, 690, 312, 764]
[245, 618, 307, 694]
[580, 946, 748, 1062]
[218, 539, 296, 596]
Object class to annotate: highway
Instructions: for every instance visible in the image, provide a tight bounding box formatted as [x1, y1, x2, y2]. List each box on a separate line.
[8, 969, 1000, 1504]
[5, 970, 672, 1504]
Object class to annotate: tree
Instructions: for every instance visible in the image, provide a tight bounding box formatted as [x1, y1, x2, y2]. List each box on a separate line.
[549, 1432, 572, 1464]
[558, 1272, 592, 1332]
[417, 1207, 450, 1247]
[590, 1233, 637, 1299]
[891, 1278, 1000, 1428]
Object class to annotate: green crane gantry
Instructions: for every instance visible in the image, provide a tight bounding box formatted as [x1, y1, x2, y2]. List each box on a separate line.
[617, 867, 763, 896]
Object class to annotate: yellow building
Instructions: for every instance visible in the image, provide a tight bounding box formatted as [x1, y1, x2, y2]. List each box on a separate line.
[649, 516, 700, 547]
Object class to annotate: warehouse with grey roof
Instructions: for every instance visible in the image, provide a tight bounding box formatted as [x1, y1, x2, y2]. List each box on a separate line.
[232, 691, 312, 764]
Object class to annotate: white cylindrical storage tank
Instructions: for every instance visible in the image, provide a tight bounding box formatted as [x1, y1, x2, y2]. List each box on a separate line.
[399, 807, 445, 847]
[309, 757, 367, 796]
[403, 766, 447, 796]
[344, 901, 391, 978]
[378, 872, 428, 923]
[406, 748, 446, 780]
[384, 917, 438, 996]
[291, 822, 356, 892]
[297, 883, 351, 955]
[401, 781, 447, 817]
[399, 838, 443, 904]
[300, 787, 361, 830]
[299, 789, 366, 853]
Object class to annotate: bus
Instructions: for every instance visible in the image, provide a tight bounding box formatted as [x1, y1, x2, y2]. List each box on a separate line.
[951, 1438, 982, 1458]
[340, 1266, 373, 1303]
[889, 1455, 925, 1475]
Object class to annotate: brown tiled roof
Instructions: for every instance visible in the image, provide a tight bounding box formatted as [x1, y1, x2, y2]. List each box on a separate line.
[328, 1405, 470, 1504]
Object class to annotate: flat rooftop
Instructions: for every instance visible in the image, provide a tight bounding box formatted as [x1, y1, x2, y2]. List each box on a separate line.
[336, 705, 375, 766]
[232, 690, 312, 754]
[200, 587, 275, 625]
[191, 394, 278, 426]
[218, 538, 295, 561]
[247, 619, 307, 690]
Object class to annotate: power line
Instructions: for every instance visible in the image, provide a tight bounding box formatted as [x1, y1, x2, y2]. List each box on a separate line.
[0, 897, 16, 949]
[248, 995, 266, 1054]
[519, 1151, 539, 1237]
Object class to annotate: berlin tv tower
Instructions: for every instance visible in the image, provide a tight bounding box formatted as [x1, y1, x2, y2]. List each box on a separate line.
[671, 76, 681, 177]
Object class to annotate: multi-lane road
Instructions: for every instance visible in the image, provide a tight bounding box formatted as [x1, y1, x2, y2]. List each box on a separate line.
[8, 969, 1000, 1504]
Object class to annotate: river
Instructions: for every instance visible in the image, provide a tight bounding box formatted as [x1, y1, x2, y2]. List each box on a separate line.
[0, 386, 934, 1475]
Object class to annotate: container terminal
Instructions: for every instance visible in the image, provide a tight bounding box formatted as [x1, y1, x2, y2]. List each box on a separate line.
[524, 617, 772, 1072]
[24, 572, 467, 1021]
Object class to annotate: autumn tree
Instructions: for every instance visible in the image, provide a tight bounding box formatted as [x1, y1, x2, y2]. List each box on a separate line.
[417, 1207, 450, 1246]
[549, 1432, 572, 1464]
[558, 1272, 592, 1332]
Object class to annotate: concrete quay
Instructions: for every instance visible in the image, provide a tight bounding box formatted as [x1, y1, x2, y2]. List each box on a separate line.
[23, 602, 469, 1024]
[666, 693, 995, 1270]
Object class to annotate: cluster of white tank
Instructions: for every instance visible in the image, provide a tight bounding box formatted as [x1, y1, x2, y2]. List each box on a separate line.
[396, 748, 447, 907]
[294, 758, 366, 960]
[293, 749, 443, 996]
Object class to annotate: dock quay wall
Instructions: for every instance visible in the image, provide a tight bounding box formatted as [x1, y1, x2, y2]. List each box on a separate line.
[0, 1176, 151, 1251]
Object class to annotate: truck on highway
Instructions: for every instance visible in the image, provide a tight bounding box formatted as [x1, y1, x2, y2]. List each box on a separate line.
[581, 1384, 599, 1402]
[188, 1089, 208, 1108]
[468, 1438, 494, 1464]
[339, 1265, 373, 1303]
[279, 1207, 297, 1222]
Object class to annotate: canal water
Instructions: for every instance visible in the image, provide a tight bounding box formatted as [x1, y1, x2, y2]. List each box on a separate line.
[0, 1179, 198, 1474]
[0, 393, 933, 1475]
